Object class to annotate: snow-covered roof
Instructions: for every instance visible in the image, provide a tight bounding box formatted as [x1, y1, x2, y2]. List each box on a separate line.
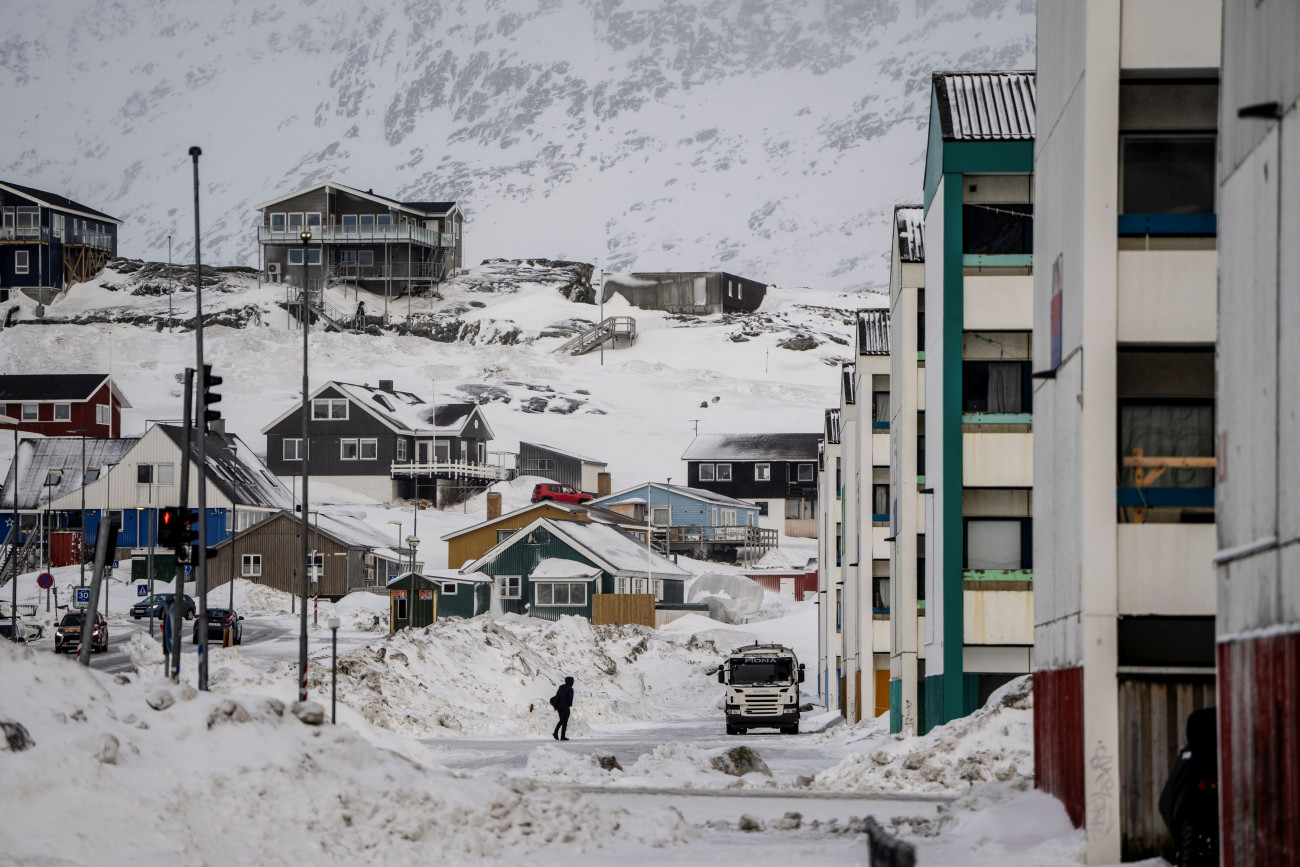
[933, 71, 1036, 141]
[592, 482, 756, 510]
[0, 180, 122, 224]
[531, 558, 601, 579]
[439, 500, 644, 541]
[422, 569, 491, 584]
[681, 433, 821, 462]
[157, 425, 295, 510]
[0, 373, 131, 406]
[896, 206, 925, 263]
[261, 380, 492, 439]
[464, 517, 687, 581]
[519, 441, 607, 466]
[858, 310, 889, 356]
[1, 436, 137, 511]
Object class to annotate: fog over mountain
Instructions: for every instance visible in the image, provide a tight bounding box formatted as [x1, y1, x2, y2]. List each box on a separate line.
[2, 0, 1034, 293]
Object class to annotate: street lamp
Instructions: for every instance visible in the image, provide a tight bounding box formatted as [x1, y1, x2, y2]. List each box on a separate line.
[327, 615, 340, 724]
[72, 429, 87, 588]
[1, 415, 19, 642]
[297, 229, 312, 704]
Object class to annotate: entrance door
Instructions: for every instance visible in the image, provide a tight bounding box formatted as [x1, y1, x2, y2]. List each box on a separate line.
[417, 440, 432, 464]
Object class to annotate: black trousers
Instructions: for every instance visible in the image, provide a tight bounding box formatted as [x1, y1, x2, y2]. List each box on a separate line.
[553, 707, 570, 739]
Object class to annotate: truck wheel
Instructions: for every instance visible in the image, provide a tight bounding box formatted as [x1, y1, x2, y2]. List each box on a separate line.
[781, 725, 798, 735]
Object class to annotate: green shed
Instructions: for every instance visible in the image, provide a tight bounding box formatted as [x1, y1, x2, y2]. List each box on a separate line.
[387, 572, 439, 633]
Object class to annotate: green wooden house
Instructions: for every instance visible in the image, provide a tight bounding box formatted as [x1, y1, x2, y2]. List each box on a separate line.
[461, 517, 690, 622]
[387, 572, 440, 632]
[422, 569, 492, 620]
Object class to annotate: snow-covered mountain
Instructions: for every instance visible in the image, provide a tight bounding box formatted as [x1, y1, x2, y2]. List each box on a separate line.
[3, 0, 1034, 293]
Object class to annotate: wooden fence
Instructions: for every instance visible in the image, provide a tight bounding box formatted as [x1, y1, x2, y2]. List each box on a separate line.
[592, 593, 655, 628]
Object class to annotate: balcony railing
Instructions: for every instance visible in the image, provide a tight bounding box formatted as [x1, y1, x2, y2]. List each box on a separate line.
[65, 228, 113, 249]
[0, 226, 112, 250]
[329, 261, 443, 281]
[390, 460, 515, 482]
[258, 225, 454, 247]
[663, 524, 778, 547]
[1118, 449, 1216, 521]
[0, 226, 49, 243]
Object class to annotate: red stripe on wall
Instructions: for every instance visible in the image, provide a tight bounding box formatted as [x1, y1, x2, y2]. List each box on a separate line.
[1034, 666, 1085, 828]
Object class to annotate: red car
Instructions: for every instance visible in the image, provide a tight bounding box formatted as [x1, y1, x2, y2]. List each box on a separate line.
[55, 611, 108, 654]
[531, 483, 593, 505]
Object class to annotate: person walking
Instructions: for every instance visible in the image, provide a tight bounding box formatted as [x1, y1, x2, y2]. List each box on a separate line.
[551, 676, 575, 741]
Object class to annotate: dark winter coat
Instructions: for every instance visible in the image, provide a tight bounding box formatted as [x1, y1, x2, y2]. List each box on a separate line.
[1159, 707, 1218, 834]
[553, 681, 574, 711]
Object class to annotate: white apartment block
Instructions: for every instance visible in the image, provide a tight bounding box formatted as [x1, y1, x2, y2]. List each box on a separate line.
[816, 407, 842, 713]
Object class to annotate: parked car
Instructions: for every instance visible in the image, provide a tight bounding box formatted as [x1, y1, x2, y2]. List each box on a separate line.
[531, 483, 593, 505]
[192, 608, 243, 645]
[131, 593, 196, 620]
[0, 604, 43, 641]
[54, 611, 108, 654]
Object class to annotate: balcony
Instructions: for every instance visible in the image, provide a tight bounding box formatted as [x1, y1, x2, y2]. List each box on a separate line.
[0, 226, 49, 244]
[329, 261, 443, 281]
[1117, 247, 1217, 342]
[390, 460, 515, 482]
[963, 431, 1033, 487]
[259, 225, 453, 247]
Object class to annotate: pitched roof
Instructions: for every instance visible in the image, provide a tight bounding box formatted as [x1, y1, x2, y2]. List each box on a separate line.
[254, 181, 459, 217]
[261, 380, 491, 439]
[933, 72, 1036, 141]
[464, 517, 687, 580]
[400, 201, 458, 215]
[591, 482, 757, 510]
[520, 441, 607, 466]
[858, 309, 890, 356]
[1, 436, 138, 510]
[209, 509, 404, 562]
[439, 499, 645, 541]
[0, 373, 131, 406]
[681, 433, 821, 462]
[0, 181, 122, 224]
[895, 206, 925, 262]
[157, 425, 294, 510]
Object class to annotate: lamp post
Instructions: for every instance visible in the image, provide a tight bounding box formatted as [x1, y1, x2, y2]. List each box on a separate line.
[327, 615, 340, 724]
[73, 429, 87, 587]
[1, 415, 19, 642]
[405, 535, 419, 574]
[297, 229, 312, 703]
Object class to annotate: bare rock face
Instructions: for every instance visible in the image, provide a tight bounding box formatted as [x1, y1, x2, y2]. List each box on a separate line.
[711, 746, 771, 777]
[1, 720, 35, 752]
[292, 700, 326, 726]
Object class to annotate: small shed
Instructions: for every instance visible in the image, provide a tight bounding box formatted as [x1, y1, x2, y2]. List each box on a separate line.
[602, 271, 766, 315]
[422, 569, 492, 620]
[518, 442, 608, 493]
[387, 572, 439, 632]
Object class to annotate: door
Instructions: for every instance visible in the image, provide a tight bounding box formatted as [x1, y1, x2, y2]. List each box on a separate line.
[417, 440, 432, 464]
[693, 276, 707, 307]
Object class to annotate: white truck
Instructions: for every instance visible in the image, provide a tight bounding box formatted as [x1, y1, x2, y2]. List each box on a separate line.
[717, 642, 805, 735]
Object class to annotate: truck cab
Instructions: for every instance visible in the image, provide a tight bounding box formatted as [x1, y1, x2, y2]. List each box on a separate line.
[717, 643, 805, 735]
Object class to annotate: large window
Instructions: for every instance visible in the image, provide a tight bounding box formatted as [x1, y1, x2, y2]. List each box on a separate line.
[535, 582, 588, 607]
[1121, 135, 1216, 215]
[1119, 405, 1214, 488]
[963, 203, 1033, 255]
[287, 249, 321, 266]
[872, 484, 889, 518]
[965, 518, 1032, 571]
[241, 554, 262, 577]
[496, 575, 521, 599]
[283, 438, 304, 461]
[311, 398, 348, 420]
[963, 361, 1031, 413]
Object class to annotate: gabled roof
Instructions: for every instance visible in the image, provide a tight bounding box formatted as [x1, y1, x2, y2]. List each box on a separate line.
[0, 181, 122, 225]
[1, 436, 138, 510]
[591, 482, 757, 510]
[462, 517, 688, 581]
[0, 373, 131, 407]
[895, 206, 925, 263]
[520, 441, 607, 466]
[440, 499, 645, 541]
[260, 380, 492, 439]
[156, 425, 295, 510]
[681, 433, 821, 462]
[858, 310, 890, 356]
[209, 509, 393, 558]
[254, 181, 459, 218]
[933, 72, 1036, 141]
[400, 201, 459, 215]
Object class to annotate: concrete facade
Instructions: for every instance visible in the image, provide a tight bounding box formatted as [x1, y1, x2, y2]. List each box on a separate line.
[817, 408, 843, 713]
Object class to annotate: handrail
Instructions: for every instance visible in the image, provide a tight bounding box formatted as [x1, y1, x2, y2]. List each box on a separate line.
[258, 225, 440, 246]
[554, 316, 637, 355]
[390, 460, 515, 481]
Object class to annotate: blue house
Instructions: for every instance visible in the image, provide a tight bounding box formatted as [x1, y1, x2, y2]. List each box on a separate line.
[590, 482, 776, 564]
[1, 181, 121, 303]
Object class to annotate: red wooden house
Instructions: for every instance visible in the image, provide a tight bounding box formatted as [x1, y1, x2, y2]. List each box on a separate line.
[0, 373, 130, 438]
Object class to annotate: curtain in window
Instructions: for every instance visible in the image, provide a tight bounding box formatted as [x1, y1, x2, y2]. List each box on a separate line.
[873, 485, 889, 516]
[1119, 404, 1214, 487]
[987, 362, 1023, 413]
[873, 391, 890, 422]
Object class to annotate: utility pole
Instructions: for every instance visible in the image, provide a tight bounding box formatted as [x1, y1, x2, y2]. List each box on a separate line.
[190, 146, 211, 692]
[298, 229, 312, 704]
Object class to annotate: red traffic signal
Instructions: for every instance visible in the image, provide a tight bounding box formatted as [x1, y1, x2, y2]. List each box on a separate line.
[158, 507, 199, 549]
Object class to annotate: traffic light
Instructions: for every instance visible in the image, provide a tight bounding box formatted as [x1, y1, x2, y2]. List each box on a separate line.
[157, 507, 199, 550]
[201, 364, 222, 432]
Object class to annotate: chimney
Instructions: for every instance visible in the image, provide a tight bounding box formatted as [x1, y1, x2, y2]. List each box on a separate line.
[379, 379, 394, 393]
[486, 492, 502, 520]
[597, 472, 612, 497]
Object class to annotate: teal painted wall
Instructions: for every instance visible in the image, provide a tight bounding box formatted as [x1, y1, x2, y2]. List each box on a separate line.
[474, 526, 599, 620]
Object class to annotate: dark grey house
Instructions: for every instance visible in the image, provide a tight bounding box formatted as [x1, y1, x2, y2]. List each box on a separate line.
[517, 442, 608, 494]
[255, 182, 463, 298]
[1, 181, 121, 303]
[681, 432, 822, 539]
[602, 271, 766, 315]
[261, 380, 507, 503]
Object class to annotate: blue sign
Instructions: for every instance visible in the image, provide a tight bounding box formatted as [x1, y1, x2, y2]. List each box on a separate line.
[137, 584, 149, 597]
[75, 587, 91, 607]
[37, 573, 54, 590]
[184, 565, 192, 575]
[113, 560, 120, 569]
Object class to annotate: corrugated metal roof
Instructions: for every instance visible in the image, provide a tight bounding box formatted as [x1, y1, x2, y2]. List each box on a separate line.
[934, 72, 1035, 141]
[842, 362, 856, 404]
[857, 309, 890, 356]
[896, 206, 925, 262]
[681, 433, 821, 462]
[1, 436, 138, 510]
[825, 408, 841, 445]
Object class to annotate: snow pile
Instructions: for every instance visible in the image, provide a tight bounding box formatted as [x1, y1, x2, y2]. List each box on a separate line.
[811, 676, 1034, 795]
[687, 572, 765, 623]
[0, 641, 692, 865]
[522, 742, 773, 789]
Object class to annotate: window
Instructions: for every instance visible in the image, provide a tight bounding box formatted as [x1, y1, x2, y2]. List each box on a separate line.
[965, 518, 1032, 570]
[358, 215, 374, 232]
[496, 528, 515, 544]
[14, 251, 29, 275]
[270, 213, 286, 232]
[21, 403, 38, 421]
[719, 508, 737, 526]
[156, 464, 175, 485]
[797, 464, 814, 483]
[311, 398, 348, 420]
[359, 438, 378, 460]
[755, 463, 771, 482]
[342, 215, 358, 232]
[441, 582, 458, 595]
[963, 203, 1033, 255]
[44, 469, 63, 486]
[963, 361, 1031, 413]
[283, 438, 303, 461]
[535, 581, 588, 607]
[305, 212, 322, 230]
[651, 507, 670, 526]
[377, 215, 393, 231]
[53, 403, 70, 421]
[786, 497, 816, 520]
[51, 214, 64, 239]
[393, 595, 408, 621]
[1121, 135, 1216, 215]
[340, 439, 359, 460]
[396, 439, 407, 461]
[872, 484, 889, 518]
[496, 575, 521, 599]
[287, 213, 304, 232]
[435, 441, 450, 461]
[242, 554, 262, 577]
[97, 404, 111, 425]
[1119, 405, 1214, 488]
[137, 464, 153, 484]
[653, 579, 665, 602]
[287, 249, 322, 266]
[358, 250, 374, 266]
[873, 391, 890, 423]
[339, 250, 357, 264]
[873, 575, 890, 611]
[83, 468, 100, 484]
[698, 463, 715, 482]
[715, 463, 732, 482]
[757, 501, 769, 516]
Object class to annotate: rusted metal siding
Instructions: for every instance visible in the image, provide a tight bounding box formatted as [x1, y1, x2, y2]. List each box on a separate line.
[1218, 632, 1300, 867]
[1034, 666, 1085, 828]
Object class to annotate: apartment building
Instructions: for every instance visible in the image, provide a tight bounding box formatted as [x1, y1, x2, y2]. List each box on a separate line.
[887, 206, 927, 734]
[816, 405, 842, 713]
[1215, 4, 1300, 863]
[1031, 2, 1221, 861]
[922, 72, 1037, 735]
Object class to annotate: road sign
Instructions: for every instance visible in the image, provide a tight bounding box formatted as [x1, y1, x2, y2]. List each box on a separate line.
[37, 573, 54, 589]
[113, 560, 120, 569]
[75, 587, 91, 608]
[184, 564, 192, 575]
[137, 584, 149, 597]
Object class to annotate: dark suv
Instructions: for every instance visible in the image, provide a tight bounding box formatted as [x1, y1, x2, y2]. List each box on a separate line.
[531, 483, 593, 505]
[131, 593, 196, 620]
[193, 607, 244, 645]
[55, 611, 108, 654]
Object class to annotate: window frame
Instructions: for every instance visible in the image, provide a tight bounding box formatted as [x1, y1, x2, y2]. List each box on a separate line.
[96, 404, 111, 425]
[311, 398, 348, 420]
[534, 581, 589, 607]
[270, 213, 286, 232]
[283, 438, 304, 461]
[53, 403, 71, 421]
[797, 463, 814, 483]
[359, 438, 379, 460]
[715, 463, 732, 482]
[1119, 132, 1217, 217]
[496, 528, 515, 544]
[20, 403, 37, 421]
[339, 439, 359, 461]
[754, 463, 771, 482]
[395, 439, 407, 461]
[441, 582, 458, 595]
[496, 575, 521, 599]
[14, 250, 29, 275]
[963, 516, 1033, 571]
[241, 554, 262, 577]
[156, 463, 175, 486]
[698, 463, 715, 482]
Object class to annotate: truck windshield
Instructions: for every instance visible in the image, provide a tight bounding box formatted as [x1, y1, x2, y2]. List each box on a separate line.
[729, 658, 793, 685]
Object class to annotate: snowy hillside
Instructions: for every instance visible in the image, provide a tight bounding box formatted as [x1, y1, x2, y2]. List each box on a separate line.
[2, 0, 1034, 292]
